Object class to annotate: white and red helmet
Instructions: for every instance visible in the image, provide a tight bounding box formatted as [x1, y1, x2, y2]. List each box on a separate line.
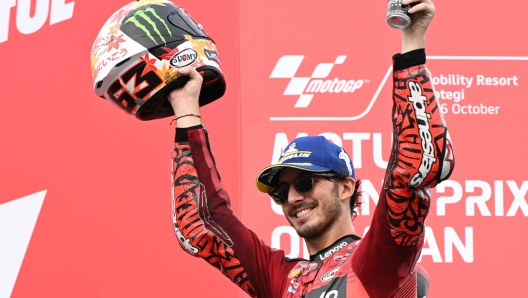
[90, 0, 225, 120]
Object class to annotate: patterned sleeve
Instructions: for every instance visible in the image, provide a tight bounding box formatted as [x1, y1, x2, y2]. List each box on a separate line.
[171, 125, 297, 298]
[352, 49, 455, 297]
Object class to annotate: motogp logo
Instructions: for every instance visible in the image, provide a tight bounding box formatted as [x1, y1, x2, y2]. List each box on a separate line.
[270, 55, 365, 108]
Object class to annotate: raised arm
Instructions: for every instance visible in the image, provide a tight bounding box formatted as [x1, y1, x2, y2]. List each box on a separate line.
[387, 2, 455, 240]
[168, 67, 297, 298]
[353, 1, 455, 296]
[385, 47, 455, 245]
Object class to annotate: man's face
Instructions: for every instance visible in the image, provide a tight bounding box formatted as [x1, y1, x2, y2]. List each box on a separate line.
[278, 168, 343, 240]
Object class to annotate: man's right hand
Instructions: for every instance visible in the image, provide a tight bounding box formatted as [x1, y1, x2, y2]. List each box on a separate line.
[168, 66, 204, 127]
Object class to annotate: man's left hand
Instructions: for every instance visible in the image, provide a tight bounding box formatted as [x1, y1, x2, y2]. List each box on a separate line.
[401, 0, 436, 53]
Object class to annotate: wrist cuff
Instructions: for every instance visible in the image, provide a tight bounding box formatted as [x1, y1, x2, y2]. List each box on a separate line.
[392, 48, 426, 70]
[175, 124, 205, 142]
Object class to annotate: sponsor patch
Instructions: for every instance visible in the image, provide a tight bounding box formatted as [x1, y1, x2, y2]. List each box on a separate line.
[170, 48, 198, 68]
[278, 151, 312, 164]
[287, 285, 297, 294]
[125, 7, 173, 45]
[321, 267, 340, 281]
[204, 48, 220, 64]
[288, 268, 302, 278]
[319, 241, 348, 260]
[407, 80, 437, 186]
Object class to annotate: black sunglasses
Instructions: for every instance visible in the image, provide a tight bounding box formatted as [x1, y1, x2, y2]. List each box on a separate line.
[268, 172, 338, 205]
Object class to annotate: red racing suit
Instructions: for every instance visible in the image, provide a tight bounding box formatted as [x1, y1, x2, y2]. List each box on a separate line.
[170, 49, 455, 298]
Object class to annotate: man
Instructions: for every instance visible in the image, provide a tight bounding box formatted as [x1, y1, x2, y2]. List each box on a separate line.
[168, 0, 454, 296]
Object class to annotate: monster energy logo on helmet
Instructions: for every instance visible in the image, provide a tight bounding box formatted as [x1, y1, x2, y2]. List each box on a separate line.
[125, 6, 172, 45]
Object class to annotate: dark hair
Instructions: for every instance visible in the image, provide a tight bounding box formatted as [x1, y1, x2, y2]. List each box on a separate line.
[349, 179, 362, 219]
[329, 173, 363, 219]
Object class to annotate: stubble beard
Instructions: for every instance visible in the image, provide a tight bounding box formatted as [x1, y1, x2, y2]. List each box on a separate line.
[292, 182, 342, 241]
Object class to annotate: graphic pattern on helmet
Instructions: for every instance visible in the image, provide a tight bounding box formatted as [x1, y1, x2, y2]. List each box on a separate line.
[90, 0, 226, 120]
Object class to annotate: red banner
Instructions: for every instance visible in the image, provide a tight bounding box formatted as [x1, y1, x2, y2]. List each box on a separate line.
[0, 0, 526, 297]
[238, 0, 528, 297]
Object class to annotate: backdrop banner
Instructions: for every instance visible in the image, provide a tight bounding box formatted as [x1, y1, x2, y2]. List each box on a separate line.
[1, 0, 526, 297]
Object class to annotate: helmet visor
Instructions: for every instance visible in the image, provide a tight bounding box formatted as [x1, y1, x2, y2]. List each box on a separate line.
[168, 7, 209, 39]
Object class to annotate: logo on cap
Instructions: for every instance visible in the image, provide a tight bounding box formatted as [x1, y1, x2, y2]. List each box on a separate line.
[285, 143, 298, 154]
[339, 148, 353, 177]
[277, 143, 313, 164]
[278, 151, 312, 164]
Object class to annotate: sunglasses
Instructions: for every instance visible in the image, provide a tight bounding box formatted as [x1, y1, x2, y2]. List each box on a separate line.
[268, 172, 338, 205]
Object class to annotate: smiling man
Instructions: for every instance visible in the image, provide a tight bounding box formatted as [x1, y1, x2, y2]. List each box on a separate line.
[256, 137, 360, 256]
[169, 0, 454, 297]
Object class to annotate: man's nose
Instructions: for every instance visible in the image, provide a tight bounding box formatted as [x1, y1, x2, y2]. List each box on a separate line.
[287, 185, 305, 204]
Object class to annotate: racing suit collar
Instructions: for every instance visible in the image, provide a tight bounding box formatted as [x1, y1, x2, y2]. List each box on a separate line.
[310, 234, 361, 262]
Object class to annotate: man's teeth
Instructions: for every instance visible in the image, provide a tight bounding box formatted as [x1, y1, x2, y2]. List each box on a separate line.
[296, 208, 313, 218]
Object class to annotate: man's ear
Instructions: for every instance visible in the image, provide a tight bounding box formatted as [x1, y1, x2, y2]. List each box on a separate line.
[340, 178, 356, 202]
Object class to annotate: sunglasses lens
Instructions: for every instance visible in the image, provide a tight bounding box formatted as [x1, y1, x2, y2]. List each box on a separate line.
[294, 173, 314, 194]
[269, 173, 322, 204]
[270, 183, 289, 204]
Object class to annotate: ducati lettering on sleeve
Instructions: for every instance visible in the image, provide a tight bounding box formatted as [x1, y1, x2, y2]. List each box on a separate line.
[171, 146, 255, 296]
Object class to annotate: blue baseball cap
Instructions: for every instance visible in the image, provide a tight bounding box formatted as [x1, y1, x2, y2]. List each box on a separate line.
[256, 136, 355, 193]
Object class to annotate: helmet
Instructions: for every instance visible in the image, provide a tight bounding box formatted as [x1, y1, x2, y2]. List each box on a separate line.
[90, 0, 225, 120]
